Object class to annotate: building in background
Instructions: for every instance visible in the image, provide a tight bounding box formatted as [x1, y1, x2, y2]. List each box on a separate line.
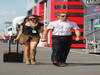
[83, 1, 100, 41]
[84, 5, 100, 32]
[27, 0, 85, 48]
[4, 22, 13, 36]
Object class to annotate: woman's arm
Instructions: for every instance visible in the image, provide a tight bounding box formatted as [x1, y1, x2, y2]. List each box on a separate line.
[38, 26, 44, 39]
[15, 25, 23, 40]
[41, 27, 50, 42]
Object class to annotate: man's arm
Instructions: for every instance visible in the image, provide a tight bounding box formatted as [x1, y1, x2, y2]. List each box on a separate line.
[74, 29, 80, 41]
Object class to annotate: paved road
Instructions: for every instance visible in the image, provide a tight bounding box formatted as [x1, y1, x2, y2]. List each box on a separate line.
[0, 43, 100, 75]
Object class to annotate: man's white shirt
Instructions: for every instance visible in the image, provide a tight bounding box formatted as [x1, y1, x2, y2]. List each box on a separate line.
[47, 20, 80, 36]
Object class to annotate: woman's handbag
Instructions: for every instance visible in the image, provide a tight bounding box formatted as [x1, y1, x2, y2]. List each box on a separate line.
[17, 33, 31, 44]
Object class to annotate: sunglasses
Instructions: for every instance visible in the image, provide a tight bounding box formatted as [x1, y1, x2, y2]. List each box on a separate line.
[60, 15, 66, 17]
[29, 18, 37, 20]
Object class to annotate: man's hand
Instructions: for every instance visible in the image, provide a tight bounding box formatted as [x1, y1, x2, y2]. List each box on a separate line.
[74, 29, 80, 41]
[41, 39, 47, 42]
[75, 37, 80, 41]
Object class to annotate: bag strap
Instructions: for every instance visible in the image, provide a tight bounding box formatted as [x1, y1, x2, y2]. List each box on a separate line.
[8, 40, 11, 53]
[8, 39, 19, 53]
[16, 42, 19, 53]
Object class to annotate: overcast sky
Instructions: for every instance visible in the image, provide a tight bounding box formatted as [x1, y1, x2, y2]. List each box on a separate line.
[0, 0, 27, 30]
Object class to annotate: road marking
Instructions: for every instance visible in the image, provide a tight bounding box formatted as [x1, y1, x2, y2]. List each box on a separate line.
[71, 50, 86, 54]
[71, 50, 100, 57]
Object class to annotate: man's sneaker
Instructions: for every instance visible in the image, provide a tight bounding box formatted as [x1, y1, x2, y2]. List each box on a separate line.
[58, 63, 67, 67]
[52, 61, 59, 66]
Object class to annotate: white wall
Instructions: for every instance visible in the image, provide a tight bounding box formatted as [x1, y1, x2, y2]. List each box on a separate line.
[27, 0, 36, 10]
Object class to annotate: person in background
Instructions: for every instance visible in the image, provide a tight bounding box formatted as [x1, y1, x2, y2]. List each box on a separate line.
[15, 15, 44, 65]
[42, 12, 80, 67]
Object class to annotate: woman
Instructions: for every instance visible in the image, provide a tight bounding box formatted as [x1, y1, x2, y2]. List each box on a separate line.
[15, 15, 44, 65]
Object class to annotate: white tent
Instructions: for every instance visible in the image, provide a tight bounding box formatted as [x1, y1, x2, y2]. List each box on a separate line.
[12, 16, 26, 34]
[12, 16, 26, 27]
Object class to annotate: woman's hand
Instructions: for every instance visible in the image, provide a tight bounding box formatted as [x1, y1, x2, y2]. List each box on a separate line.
[13, 38, 18, 43]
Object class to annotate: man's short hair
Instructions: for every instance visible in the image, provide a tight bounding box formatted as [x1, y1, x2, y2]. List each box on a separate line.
[59, 12, 70, 17]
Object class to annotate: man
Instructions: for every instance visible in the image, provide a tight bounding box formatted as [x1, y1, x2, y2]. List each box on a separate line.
[42, 13, 80, 67]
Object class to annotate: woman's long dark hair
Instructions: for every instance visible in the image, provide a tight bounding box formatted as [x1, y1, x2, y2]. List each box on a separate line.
[21, 15, 41, 26]
[21, 16, 29, 26]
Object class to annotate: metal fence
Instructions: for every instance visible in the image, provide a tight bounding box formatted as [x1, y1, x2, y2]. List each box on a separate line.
[84, 29, 100, 53]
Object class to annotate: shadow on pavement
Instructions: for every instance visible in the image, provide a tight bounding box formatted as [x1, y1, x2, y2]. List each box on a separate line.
[35, 62, 52, 65]
[67, 63, 100, 66]
[31, 62, 100, 67]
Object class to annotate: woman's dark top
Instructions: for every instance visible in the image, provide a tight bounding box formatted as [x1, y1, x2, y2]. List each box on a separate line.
[22, 23, 44, 37]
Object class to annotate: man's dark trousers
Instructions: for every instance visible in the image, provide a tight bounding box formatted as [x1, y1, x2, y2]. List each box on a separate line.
[51, 35, 72, 63]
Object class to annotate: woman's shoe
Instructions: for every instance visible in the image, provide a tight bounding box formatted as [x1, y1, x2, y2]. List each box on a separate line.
[24, 57, 30, 65]
[25, 60, 30, 65]
[31, 57, 36, 65]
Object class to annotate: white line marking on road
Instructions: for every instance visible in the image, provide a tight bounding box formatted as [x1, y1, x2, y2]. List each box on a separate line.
[71, 50, 100, 57]
[71, 50, 85, 54]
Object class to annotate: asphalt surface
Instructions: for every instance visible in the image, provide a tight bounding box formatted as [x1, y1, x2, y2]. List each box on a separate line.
[0, 43, 100, 75]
